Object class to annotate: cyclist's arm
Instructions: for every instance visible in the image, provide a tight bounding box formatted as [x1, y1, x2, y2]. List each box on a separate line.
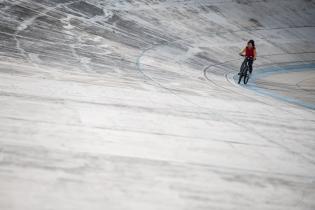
[254, 49, 257, 60]
[239, 48, 246, 56]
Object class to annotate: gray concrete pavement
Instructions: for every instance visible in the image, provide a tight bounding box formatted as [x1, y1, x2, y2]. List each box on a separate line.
[254, 66, 315, 108]
[0, 0, 315, 209]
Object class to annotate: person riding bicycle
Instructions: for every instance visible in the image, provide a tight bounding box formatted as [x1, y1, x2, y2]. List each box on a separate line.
[239, 40, 256, 74]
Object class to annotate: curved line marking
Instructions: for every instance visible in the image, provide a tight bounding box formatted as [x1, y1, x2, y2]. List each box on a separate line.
[233, 63, 315, 110]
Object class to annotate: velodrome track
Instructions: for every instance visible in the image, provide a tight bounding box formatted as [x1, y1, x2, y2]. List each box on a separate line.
[0, 0, 315, 209]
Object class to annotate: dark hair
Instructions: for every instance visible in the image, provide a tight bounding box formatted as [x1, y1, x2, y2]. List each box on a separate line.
[248, 40, 255, 48]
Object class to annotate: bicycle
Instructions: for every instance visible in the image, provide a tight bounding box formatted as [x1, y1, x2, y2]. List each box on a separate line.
[238, 55, 253, 84]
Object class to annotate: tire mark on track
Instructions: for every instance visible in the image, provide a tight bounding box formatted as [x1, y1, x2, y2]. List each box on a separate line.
[204, 53, 315, 105]
[137, 27, 315, 166]
[138, 47, 315, 166]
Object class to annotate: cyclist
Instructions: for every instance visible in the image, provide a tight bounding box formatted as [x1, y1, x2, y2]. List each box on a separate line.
[239, 40, 256, 74]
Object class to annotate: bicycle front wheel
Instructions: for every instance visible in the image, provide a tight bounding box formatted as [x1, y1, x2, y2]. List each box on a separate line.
[238, 74, 243, 84]
[244, 74, 249, 84]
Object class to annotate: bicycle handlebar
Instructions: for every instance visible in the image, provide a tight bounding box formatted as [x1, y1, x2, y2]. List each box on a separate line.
[239, 54, 256, 59]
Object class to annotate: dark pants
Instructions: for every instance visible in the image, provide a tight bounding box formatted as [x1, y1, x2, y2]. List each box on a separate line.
[247, 58, 254, 73]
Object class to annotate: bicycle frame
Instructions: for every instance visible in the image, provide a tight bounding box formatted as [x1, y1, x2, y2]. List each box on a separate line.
[238, 56, 252, 84]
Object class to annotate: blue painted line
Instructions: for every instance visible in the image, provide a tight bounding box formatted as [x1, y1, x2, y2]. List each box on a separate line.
[251, 63, 315, 82]
[234, 63, 315, 110]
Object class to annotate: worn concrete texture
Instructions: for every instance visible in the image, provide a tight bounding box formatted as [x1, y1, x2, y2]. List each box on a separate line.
[0, 0, 315, 209]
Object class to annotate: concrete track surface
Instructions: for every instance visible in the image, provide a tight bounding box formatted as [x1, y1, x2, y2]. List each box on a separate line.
[0, 0, 315, 209]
